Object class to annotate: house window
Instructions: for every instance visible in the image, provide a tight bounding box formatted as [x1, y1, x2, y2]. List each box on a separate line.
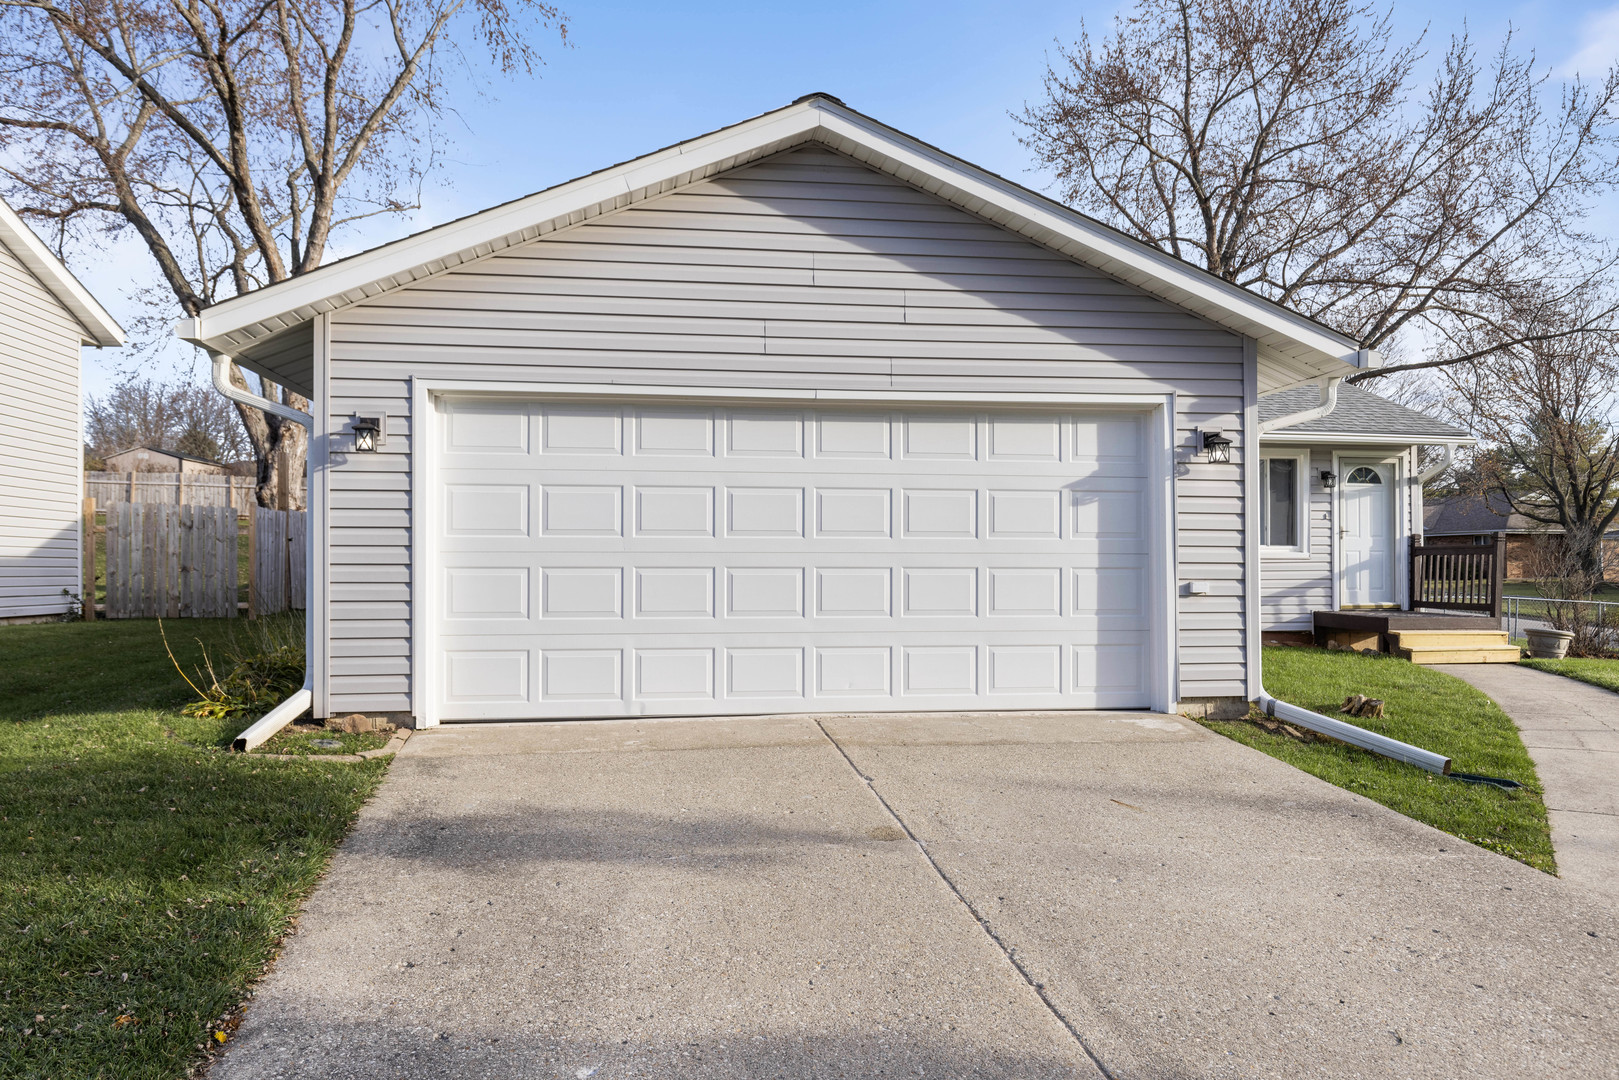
[1260, 454, 1308, 555]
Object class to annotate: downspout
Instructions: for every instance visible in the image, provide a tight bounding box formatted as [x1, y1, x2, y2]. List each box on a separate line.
[208, 350, 316, 752]
[1249, 361, 1451, 774]
[1411, 443, 1455, 548]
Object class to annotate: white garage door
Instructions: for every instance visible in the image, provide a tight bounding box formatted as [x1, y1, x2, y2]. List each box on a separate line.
[429, 398, 1156, 720]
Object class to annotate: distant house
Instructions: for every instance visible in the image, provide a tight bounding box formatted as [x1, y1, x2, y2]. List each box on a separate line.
[0, 196, 125, 623]
[102, 445, 226, 475]
[1424, 492, 1619, 579]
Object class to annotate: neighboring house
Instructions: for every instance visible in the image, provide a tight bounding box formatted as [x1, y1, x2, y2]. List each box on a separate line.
[0, 197, 125, 623]
[1425, 492, 1619, 579]
[1258, 386, 1473, 637]
[175, 95, 1474, 724]
[102, 445, 226, 474]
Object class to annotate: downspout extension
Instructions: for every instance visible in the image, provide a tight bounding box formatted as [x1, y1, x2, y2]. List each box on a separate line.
[208, 350, 317, 753]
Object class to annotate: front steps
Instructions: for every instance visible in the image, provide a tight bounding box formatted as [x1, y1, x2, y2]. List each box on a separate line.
[1389, 629, 1521, 665]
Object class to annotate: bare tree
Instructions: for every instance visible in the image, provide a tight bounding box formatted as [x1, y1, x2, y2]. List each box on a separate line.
[1445, 290, 1619, 580]
[85, 372, 252, 461]
[0, 0, 567, 507]
[84, 376, 182, 459]
[1017, 0, 1619, 384]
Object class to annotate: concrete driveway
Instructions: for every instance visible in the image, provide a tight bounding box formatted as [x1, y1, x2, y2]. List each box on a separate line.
[213, 712, 1619, 1080]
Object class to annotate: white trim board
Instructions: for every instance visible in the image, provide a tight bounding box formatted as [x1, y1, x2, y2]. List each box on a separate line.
[179, 96, 1365, 393]
[0, 196, 123, 346]
[406, 378, 1179, 726]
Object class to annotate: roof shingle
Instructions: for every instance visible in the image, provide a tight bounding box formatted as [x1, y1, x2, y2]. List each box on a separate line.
[1258, 384, 1471, 439]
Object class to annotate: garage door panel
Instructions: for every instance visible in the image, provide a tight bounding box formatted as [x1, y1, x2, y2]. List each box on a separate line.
[433, 398, 1158, 719]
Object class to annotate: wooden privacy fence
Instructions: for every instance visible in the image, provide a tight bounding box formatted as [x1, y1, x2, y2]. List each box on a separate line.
[250, 506, 307, 615]
[103, 503, 240, 618]
[86, 499, 307, 619]
[87, 471, 259, 514]
[1410, 536, 1507, 618]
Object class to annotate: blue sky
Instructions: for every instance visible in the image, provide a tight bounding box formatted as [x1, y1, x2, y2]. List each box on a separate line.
[75, 0, 1619, 397]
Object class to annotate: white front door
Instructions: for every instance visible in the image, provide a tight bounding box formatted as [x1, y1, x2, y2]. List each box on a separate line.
[429, 397, 1159, 720]
[1340, 461, 1395, 606]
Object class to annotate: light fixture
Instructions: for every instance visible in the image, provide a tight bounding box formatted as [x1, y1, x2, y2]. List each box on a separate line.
[1199, 429, 1232, 464]
[1320, 469, 1337, 490]
[351, 414, 384, 453]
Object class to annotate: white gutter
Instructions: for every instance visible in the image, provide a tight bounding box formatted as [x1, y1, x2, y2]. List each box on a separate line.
[1257, 375, 1341, 435]
[209, 350, 316, 752]
[1245, 355, 1451, 775]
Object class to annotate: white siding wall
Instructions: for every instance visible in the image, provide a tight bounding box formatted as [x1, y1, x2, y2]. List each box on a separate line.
[323, 146, 1250, 715]
[1260, 447, 1334, 632]
[0, 236, 84, 619]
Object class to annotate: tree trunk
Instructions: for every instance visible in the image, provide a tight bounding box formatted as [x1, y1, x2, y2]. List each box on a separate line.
[228, 363, 307, 510]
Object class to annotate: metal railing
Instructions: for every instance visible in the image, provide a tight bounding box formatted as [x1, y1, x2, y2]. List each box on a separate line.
[1505, 594, 1619, 649]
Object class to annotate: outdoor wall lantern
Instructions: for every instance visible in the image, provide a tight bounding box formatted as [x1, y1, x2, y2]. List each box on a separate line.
[351, 414, 384, 452]
[1320, 469, 1337, 490]
[1199, 429, 1232, 464]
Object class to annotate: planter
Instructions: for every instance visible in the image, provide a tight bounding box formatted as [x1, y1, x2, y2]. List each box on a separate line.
[1525, 627, 1575, 660]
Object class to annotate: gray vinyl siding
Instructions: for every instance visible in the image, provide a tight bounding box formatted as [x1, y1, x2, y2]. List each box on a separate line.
[0, 236, 84, 619]
[1260, 447, 1334, 631]
[323, 146, 1251, 714]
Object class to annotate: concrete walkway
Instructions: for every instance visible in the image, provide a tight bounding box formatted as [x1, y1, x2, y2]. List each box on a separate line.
[1435, 663, 1619, 902]
[212, 712, 1619, 1080]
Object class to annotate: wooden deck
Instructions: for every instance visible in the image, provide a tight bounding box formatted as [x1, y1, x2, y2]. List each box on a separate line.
[1313, 609, 1504, 633]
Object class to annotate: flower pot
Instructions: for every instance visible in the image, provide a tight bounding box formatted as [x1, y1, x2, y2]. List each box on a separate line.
[1525, 627, 1575, 660]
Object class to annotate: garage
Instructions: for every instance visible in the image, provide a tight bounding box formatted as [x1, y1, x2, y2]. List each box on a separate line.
[424, 394, 1167, 721]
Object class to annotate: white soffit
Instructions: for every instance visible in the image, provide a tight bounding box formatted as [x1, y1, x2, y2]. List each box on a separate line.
[176, 96, 1364, 382]
[0, 196, 124, 347]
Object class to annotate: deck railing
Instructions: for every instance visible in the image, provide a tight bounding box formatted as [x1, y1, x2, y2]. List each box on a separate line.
[1409, 536, 1506, 618]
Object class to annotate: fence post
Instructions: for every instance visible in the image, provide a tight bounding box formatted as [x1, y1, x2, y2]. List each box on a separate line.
[276, 449, 290, 511]
[127, 471, 135, 502]
[283, 508, 293, 610]
[81, 496, 96, 621]
[1491, 533, 1507, 621]
[247, 505, 258, 620]
[177, 470, 186, 506]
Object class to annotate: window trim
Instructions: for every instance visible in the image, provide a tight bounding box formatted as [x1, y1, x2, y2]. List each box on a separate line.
[1259, 450, 1311, 559]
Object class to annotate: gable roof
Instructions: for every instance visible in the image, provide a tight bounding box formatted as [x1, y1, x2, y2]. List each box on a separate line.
[177, 94, 1368, 394]
[105, 444, 226, 467]
[1259, 384, 1472, 442]
[0, 196, 124, 347]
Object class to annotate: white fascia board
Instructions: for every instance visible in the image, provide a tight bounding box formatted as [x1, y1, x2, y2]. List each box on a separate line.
[0, 197, 125, 347]
[179, 95, 1365, 374]
[1260, 432, 1476, 446]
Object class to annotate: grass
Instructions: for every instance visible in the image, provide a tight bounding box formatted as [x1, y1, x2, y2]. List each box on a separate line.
[1203, 647, 1555, 873]
[0, 619, 388, 1078]
[1519, 657, 1619, 695]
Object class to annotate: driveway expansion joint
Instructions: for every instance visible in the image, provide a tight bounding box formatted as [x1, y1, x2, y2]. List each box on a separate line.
[812, 719, 1117, 1080]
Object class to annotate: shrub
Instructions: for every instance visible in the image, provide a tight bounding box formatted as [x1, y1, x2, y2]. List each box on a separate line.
[163, 615, 306, 719]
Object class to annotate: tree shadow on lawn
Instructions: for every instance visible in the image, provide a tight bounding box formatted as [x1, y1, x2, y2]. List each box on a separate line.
[0, 618, 386, 1079]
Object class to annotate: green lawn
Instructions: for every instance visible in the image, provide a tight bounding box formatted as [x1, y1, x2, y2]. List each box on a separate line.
[0, 620, 387, 1078]
[1204, 647, 1555, 873]
[1519, 657, 1619, 694]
